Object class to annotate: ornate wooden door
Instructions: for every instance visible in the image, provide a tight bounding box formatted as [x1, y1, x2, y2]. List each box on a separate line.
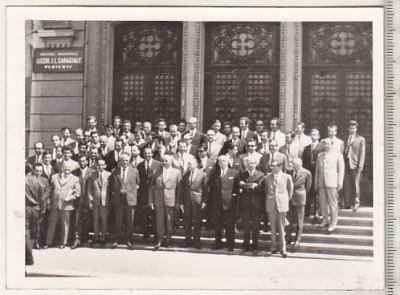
[302, 22, 373, 204]
[204, 22, 280, 130]
[113, 22, 182, 125]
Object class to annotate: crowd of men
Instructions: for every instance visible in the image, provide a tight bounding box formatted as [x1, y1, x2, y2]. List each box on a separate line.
[25, 115, 366, 265]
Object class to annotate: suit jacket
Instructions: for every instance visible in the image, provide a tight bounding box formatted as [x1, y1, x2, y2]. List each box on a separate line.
[130, 156, 144, 169]
[208, 168, 239, 211]
[191, 130, 205, 147]
[221, 139, 246, 155]
[344, 134, 366, 170]
[214, 132, 227, 146]
[238, 170, 265, 210]
[157, 130, 172, 146]
[259, 152, 288, 175]
[26, 154, 43, 166]
[110, 165, 140, 207]
[302, 142, 324, 172]
[72, 167, 95, 208]
[153, 148, 174, 162]
[257, 142, 270, 155]
[240, 129, 257, 142]
[240, 152, 262, 170]
[49, 173, 81, 211]
[228, 156, 243, 172]
[55, 159, 79, 173]
[105, 150, 121, 172]
[148, 167, 182, 207]
[322, 137, 345, 154]
[315, 151, 345, 189]
[63, 137, 78, 153]
[187, 144, 198, 157]
[88, 170, 112, 207]
[206, 141, 222, 160]
[270, 129, 286, 148]
[181, 169, 209, 207]
[137, 159, 162, 207]
[172, 152, 196, 175]
[41, 163, 56, 181]
[262, 171, 293, 213]
[199, 156, 217, 177]
[291, 167, 312, 206]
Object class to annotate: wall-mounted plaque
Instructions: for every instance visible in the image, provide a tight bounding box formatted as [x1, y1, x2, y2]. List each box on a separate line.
[33, 48, 84, 72]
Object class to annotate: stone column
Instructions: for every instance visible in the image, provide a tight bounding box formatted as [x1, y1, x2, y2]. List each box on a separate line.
[279, 22, 302, 132]
[181, 22, 205, 131]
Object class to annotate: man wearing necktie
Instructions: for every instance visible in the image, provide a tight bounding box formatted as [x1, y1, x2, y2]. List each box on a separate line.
[87, 158, 111, 244]
[259, 140, 288, 175]
[343, 120, 366, 212]
[238, 158, 265, 255]
[261, 160, 293, 257]
[110, 153, 140, 249]
[149, 155, 182, 249]
[26, 141, 45, 167]
[209, 155, 239, 252]
[287, 158, 312, 248]
[180, 157, 208, 249]
[137, 147, 162, 239]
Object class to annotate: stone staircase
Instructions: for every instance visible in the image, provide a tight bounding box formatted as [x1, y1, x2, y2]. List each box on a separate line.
[127, 207, 373, 260]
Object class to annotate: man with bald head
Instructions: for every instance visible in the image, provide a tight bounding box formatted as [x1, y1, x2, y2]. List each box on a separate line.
[149, 155, 182, 249]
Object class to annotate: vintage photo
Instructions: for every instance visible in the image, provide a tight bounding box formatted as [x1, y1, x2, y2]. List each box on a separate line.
[6, 6, 385, 292]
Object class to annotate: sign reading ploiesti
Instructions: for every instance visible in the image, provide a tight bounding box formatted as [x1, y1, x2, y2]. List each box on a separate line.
[33, 49, 84, 72]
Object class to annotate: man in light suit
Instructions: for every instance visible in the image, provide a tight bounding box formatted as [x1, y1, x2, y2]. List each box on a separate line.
[180, 157, 208, 249]
[287, 158, 312, 248]
[259, 140, 288, 175]
[45, 162, 81, 249]
[238, 158, 265, 255]
[172, 140, 196, 175]
[343, 120, 366, 211]
[261, 160, 293, 257]
[205, 129, 222, 160]
[137, 146, 162, 239]
[315, 139, 345, 232]
[209, 155, 240, 252]
[269, 118, 286, 148]
[110, 153, 140, 249]
[88, 158, 111, 244]
[292, 122, 312, 153]
[149, 155, 182, 249]
[323, 125, 345, 154]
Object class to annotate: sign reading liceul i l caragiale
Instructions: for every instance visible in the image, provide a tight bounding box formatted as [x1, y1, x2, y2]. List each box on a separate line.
[33, 49, 84, 73]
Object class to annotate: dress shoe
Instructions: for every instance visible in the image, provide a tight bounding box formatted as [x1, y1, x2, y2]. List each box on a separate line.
[270, 249, 279, 254]
[211, 243, 222, 250]
[59, 245, 65, 249]
[328, 225, 336, 232]
[111, 242, 118, 248]
[241, 248, 249, 254]
[126, 241, 133, 249]
[43, 245, 49, 249]
[353, 203, 360, 212]
[281, 250, 288, 258]
[252, 249, 258, 256]
[317, 221, 329, 228]
[153, 243, 161, 250]
[71, 240, 81, 249]
[294, 240, 300, 248]
[34, 241, 41, 250]
[227, 247, 234, 252]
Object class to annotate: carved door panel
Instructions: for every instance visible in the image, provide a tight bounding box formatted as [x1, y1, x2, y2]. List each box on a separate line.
[113, 22, 182, 125]
[204, 22, 280, 129]
[302, 23, 373, 204]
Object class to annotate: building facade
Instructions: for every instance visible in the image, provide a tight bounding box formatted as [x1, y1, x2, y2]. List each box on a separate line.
[25, 20, 373, 204]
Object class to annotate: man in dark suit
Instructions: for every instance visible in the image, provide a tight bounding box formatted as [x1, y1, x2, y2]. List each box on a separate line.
[157, 118, 172, 146]
[72, 142, 88, 162]
[87, 158, 112, 244]
[26, 141, 45, 166]
[239, 116, 256, 143]
[261, 160, 293, 257]
[149, 155, 182, 249]
[182, 132, 198, 157]
[105, 139, 123, 172]
[180, 157, 208, 249]
[71, 155, 95, 248]
[343, 120, 366, 212]
[239, 158, 265, 255]
[221, 126, 246, 155]
[287, 158, 312, 248]
[209, 155, 239, 252]
[187, 117, 205, 147]
[110, 153, 140, 249]
[113, 116, 122, 138]
[302, 128, 324, 217]
[259, 140, 288, 175]
[137, 146, 162, 239]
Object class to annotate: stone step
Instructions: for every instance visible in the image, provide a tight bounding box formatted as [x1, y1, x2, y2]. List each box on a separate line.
[338, 207, 373, 218]
[302, 224, 373, 236]
[171, 229, 373, 246]
[306, 216, 373, 227]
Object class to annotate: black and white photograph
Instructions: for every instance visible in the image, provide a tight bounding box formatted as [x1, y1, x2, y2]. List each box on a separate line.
[5, 5, 385, 292]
